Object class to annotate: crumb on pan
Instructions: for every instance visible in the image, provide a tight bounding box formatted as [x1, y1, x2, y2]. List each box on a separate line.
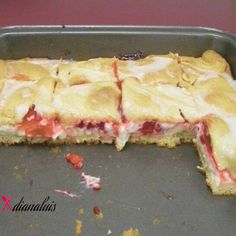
[152, 218, 161, 225]
[75, 219, 82, 236]
[93, 206, 103, 220]
[122, 228, 140, 236]
[51, 146, 61, 154]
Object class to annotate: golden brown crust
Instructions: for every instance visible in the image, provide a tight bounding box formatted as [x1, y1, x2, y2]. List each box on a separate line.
[128, 132, 193, 147]
[0, 135, 113, 145]
[180, 50, 231, 85]
[57, 57, 117, 85]
[54, 81, 121, 124]
[0, 77, 56, 125]
[122, 78, 200, 122]
[117, 54, 183, 86]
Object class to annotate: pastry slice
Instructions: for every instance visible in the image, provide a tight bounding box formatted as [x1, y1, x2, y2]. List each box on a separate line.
[117, 53, 183, 86]
[116, 78, 200, 150]
[53, 81, 121, 144]
[195, 115, 236, 195]
[179, 50, 231, 87]
[0, 76, 58, 143]
[189, 73, 236, 194]
[189, 73, 236, 118]
[57, 57, 118, 86]
[5, 59, 59, 80]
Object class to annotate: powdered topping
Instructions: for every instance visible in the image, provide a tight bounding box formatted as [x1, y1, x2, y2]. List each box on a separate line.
[54, 189, 80, 198]
[119, 56, 173, 80]
[81, 172, 101, 190]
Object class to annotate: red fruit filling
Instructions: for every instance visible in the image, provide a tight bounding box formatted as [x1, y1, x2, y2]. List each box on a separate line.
[16, 104, 60, 137]
[92, 183, 102, 191]
[65, 153, 84, 170]
[75, 121, 106, 131]
[139, 121, 162, 135]
[93, 206, 101, 215]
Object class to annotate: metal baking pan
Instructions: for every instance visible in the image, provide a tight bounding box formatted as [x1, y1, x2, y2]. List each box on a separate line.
[0, 26, 236, 236]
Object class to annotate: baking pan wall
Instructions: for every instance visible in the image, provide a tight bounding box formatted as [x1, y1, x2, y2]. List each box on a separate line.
[0, 26, 236, 76]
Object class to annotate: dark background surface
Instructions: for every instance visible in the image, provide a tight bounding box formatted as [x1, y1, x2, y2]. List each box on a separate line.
[0, 0, 236, 34]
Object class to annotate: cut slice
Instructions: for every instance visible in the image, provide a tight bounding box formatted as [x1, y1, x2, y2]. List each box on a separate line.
[5, 59, 60, 80]
[57, 57, 117, 86]
[0, 77, 57, 143]
[179, 50, 231, 86]
[195, 115, 236, 195]
[117, 54, 183, 86]
[53, 81, 121, 144]
[116, 78, 200, 150]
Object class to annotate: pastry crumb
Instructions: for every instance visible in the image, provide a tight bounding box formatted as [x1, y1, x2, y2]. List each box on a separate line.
[51, 146, 61, 154]
[75, 219, 82, 236]
[122, 228, 140, 236]
[28, 223, 39, 230]
[13, 173, 23, 182]
[79, 208, 85, 216]
[106, 200, 113, 205]
[197, 165, 205, 173]
[152, 218, 161, 225]
[93, 206, 103, 220]
[96, 212, 104, 220]
[13, 165, 19, 170]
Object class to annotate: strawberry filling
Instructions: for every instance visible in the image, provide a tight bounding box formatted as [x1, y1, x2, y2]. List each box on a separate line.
[75, 121, 106, 131]
[199, 123, 236, 184]
[119, 121, 188, 139]
[139, 121, 162, 135]
[65, 153, 84, 170]
[65, 120, 118, 140]
[16, 105, 61, 138]
[15, 105, 236, 185]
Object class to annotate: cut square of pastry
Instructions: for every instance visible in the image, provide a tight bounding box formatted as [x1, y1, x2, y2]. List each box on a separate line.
[53, 81, 121, 144]
[3, 58, 59, 81]
[117, 53, 183, 86]
[0, 76, 57, 142]
[189, 73, 236, 118]
[57, 57, 118, 86]
[187, 73, 236, 194]
[195, 115, 236, 195]
[179, 50, 232, 86]
[116, 78, 201, 150]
